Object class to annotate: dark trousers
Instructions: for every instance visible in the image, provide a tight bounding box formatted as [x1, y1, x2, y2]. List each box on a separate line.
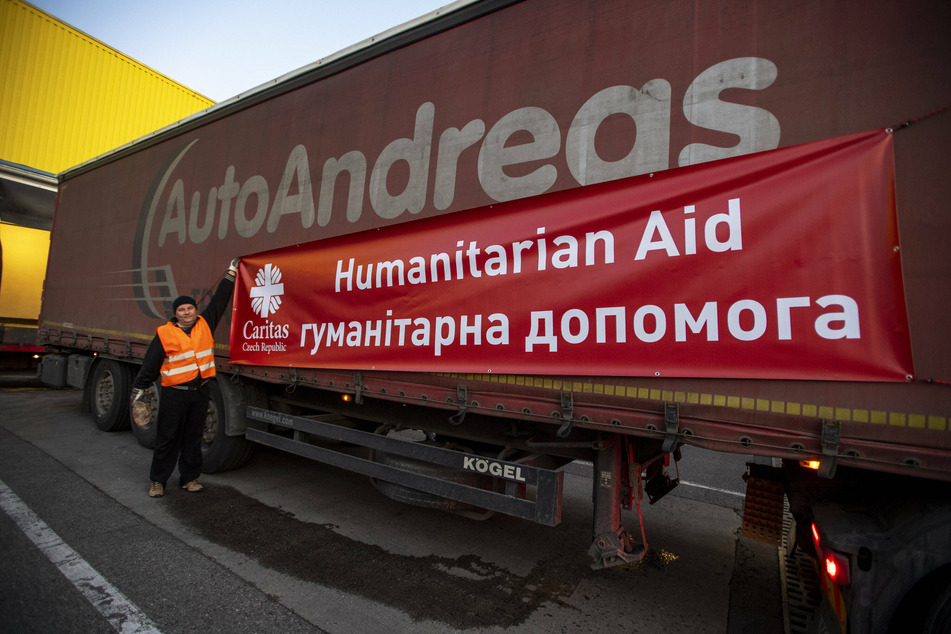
[150, 385, 209, 486]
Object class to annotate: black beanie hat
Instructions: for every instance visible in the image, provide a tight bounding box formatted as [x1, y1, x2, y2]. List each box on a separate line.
[172, 295, 197, 312]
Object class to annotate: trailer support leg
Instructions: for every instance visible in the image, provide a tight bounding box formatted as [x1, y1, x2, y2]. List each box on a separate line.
[588, 439, 646, 569]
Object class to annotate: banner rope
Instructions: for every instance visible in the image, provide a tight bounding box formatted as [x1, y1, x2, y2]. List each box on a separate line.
[888, 103, 951, 389]
[887, 102, 951, 133]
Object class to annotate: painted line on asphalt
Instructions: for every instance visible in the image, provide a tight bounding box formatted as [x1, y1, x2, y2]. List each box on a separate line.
[565, 461, 746, 498]
[0, 479, 162, 634]
[679, 480, 745, 498]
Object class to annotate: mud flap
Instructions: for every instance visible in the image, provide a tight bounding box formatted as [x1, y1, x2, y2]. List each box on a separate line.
[742, 463, 786, 546]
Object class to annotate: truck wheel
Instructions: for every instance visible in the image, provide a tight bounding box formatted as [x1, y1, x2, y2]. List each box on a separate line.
[923, 579, 951, 633]
[90, 360, 132, 432]
[891, 567, 951, 633]
[200, 376, 256, 473]
[129, 380, 160, 449]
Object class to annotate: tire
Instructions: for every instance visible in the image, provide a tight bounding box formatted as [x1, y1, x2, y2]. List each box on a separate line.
[200, 376, 257, 473]
[923, 578, 951, 634]
[129, 379, 160, 449]
[89, 360, 132, 432]
[888, 567, 951, 634]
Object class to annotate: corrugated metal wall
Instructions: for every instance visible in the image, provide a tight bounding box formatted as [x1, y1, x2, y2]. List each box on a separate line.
[0, 0, 215, 174]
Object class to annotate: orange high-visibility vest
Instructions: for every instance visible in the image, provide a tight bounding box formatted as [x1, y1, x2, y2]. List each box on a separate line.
[156, 316, 216, 387]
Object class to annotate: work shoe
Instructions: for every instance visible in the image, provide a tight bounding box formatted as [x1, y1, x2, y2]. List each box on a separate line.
[180, 480, 204, 493]
[148, 482, 165, 498]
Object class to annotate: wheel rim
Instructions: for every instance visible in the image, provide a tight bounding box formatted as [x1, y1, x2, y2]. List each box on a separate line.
[95, 371, 114, 416]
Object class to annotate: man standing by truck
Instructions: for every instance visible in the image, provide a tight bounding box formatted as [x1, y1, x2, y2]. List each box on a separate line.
[131, 260, 239, 498]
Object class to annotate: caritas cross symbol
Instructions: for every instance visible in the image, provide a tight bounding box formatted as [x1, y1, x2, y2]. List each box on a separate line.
[249, 263, 285, 318]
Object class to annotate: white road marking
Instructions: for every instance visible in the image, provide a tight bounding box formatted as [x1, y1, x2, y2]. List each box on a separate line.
[566, 461, 747, 498]
[0, 479, 162, 634]
[679, 480, 745, 498]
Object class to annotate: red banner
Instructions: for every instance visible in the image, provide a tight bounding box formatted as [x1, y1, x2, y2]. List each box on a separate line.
[230, 130, 912, 381]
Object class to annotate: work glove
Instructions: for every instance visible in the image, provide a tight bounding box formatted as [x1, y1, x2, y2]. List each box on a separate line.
[130, 388, 151, 427]
[227, 258, 240, 279]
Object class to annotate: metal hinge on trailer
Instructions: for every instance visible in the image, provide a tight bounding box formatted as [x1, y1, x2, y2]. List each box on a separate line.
[448, 384, 467, 425]
[557, 392, 573, 437]
[662, 401, 679, 453]
[819, 419, 840, 479]
[244, 406, 564, 525]
[353, 370, 364, 404]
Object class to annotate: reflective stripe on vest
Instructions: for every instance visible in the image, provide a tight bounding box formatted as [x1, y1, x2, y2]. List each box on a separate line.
[157, 316, 217, 387]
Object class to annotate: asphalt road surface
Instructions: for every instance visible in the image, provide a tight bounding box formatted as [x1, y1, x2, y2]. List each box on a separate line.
[0, 381, 784, 633]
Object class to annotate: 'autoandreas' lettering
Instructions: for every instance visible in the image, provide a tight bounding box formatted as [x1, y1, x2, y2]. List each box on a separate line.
[149, 58, 779, 248]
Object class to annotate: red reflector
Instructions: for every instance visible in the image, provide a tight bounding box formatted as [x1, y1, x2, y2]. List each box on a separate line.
[812, 523, 850, 586]
[826, 556, 839, 578]
[824, 551, 851, 586]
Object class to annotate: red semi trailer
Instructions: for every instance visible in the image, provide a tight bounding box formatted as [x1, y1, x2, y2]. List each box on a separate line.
[37, 1, 950, 631]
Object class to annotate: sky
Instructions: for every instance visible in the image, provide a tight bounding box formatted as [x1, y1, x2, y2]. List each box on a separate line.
[29, 0, 457, 102]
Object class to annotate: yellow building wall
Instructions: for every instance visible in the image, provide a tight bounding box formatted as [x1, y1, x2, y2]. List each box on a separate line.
[0, 0, 215, 174]
[0, 224, 48, 320]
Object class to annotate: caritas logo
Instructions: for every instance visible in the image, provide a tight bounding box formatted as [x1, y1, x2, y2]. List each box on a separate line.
[250, 263, 284, 318]
[241, 263, 290, 352]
